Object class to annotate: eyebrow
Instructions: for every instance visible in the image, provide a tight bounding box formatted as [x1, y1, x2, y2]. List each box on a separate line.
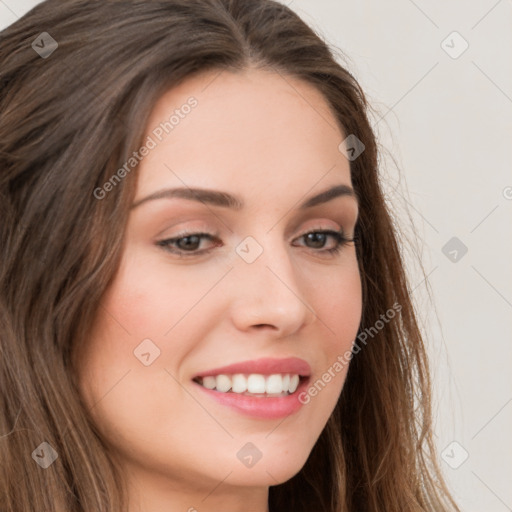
[130, 183, 357, 210]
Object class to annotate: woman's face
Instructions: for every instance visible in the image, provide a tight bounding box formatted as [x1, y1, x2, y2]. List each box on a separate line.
[78, 68, 362, 506]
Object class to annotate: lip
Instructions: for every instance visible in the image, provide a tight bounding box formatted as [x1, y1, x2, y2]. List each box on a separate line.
[192, 376, 310, 419]
[192, 357, 311, 378]
[191, 357, 312, 420]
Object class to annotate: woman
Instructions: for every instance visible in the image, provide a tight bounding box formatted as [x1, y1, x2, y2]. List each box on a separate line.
[0, 0, 461, 511]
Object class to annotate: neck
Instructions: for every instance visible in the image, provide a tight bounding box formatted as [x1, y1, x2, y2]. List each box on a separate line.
[123, 462, 270, 512]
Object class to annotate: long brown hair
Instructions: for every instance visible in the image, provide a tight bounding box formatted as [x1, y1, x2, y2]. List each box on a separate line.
[0, 1, 460, 510]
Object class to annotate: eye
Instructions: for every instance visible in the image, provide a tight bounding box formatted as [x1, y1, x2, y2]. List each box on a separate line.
[156, 229, 355, 257]
[293, 229, 355, 255]
[156, 231, 219, 257]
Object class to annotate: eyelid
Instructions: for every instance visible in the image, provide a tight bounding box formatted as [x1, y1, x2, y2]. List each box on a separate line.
[160, 222, 343, 243]
[295, 222, 342, 237]
[154, 219, 214, 239]
[156, 225, 353, 258]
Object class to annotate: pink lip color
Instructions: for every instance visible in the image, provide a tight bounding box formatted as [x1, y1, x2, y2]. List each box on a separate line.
[193, 376, 310, 419]
[192, 357, 311, 419]
[193, 357, 311, 378]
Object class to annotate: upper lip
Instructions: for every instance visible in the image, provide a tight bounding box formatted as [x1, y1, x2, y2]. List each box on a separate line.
[193, 357, 311, 378]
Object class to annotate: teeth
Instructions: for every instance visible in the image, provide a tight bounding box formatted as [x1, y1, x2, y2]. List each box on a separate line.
[289, 374, 300, 393]
[216, 374, 231, 393]
[202, 376, 216, 389]
[265, 374, 282, 394]
[247, 374, 266, 393]
[196, 373, 303, 395]
[232, 374, 247, 393]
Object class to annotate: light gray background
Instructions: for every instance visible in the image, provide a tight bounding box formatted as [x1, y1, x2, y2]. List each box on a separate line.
[1, 1, 511, 511]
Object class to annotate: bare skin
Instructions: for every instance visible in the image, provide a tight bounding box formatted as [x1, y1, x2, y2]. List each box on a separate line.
[78, 67, 362, 512]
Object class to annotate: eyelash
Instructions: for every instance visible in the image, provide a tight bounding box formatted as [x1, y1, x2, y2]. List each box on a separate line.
[156, 229, 356, 258]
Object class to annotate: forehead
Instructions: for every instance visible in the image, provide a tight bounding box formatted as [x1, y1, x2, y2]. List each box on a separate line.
[135, 68, 351, 204]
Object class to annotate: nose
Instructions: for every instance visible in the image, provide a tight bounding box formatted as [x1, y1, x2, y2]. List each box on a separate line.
[228, 236, 316, 337]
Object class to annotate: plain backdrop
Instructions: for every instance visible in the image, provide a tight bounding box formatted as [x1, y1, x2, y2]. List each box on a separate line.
[1, 1, 511, 511]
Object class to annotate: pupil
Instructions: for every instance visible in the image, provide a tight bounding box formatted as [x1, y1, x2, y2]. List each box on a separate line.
[179, 235, 200, 250]
[307, 233, 326, 248]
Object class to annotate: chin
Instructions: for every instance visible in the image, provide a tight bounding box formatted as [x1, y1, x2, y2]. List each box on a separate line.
[223, 447, 311, 487]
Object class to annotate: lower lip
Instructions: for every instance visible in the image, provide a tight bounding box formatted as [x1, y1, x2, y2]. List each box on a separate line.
[193, 378, 310, 419]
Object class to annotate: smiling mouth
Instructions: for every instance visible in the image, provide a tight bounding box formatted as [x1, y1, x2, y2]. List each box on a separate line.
[192, 373, 308, 397]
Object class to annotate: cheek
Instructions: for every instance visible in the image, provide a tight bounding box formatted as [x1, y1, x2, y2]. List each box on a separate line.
[100, 247, 218, 339]
[77, 246, 227, 417]
[292, 255, 361, 408]
[308, 255, 362, 350]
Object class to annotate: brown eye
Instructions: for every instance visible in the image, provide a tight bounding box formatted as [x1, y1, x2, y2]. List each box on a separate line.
[295, 229, 354, 255]
[304, 232, 329, 249]
[156, 229, 354, 258]
[174, 235, 202, 251]
[157, 232, 218, 256]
